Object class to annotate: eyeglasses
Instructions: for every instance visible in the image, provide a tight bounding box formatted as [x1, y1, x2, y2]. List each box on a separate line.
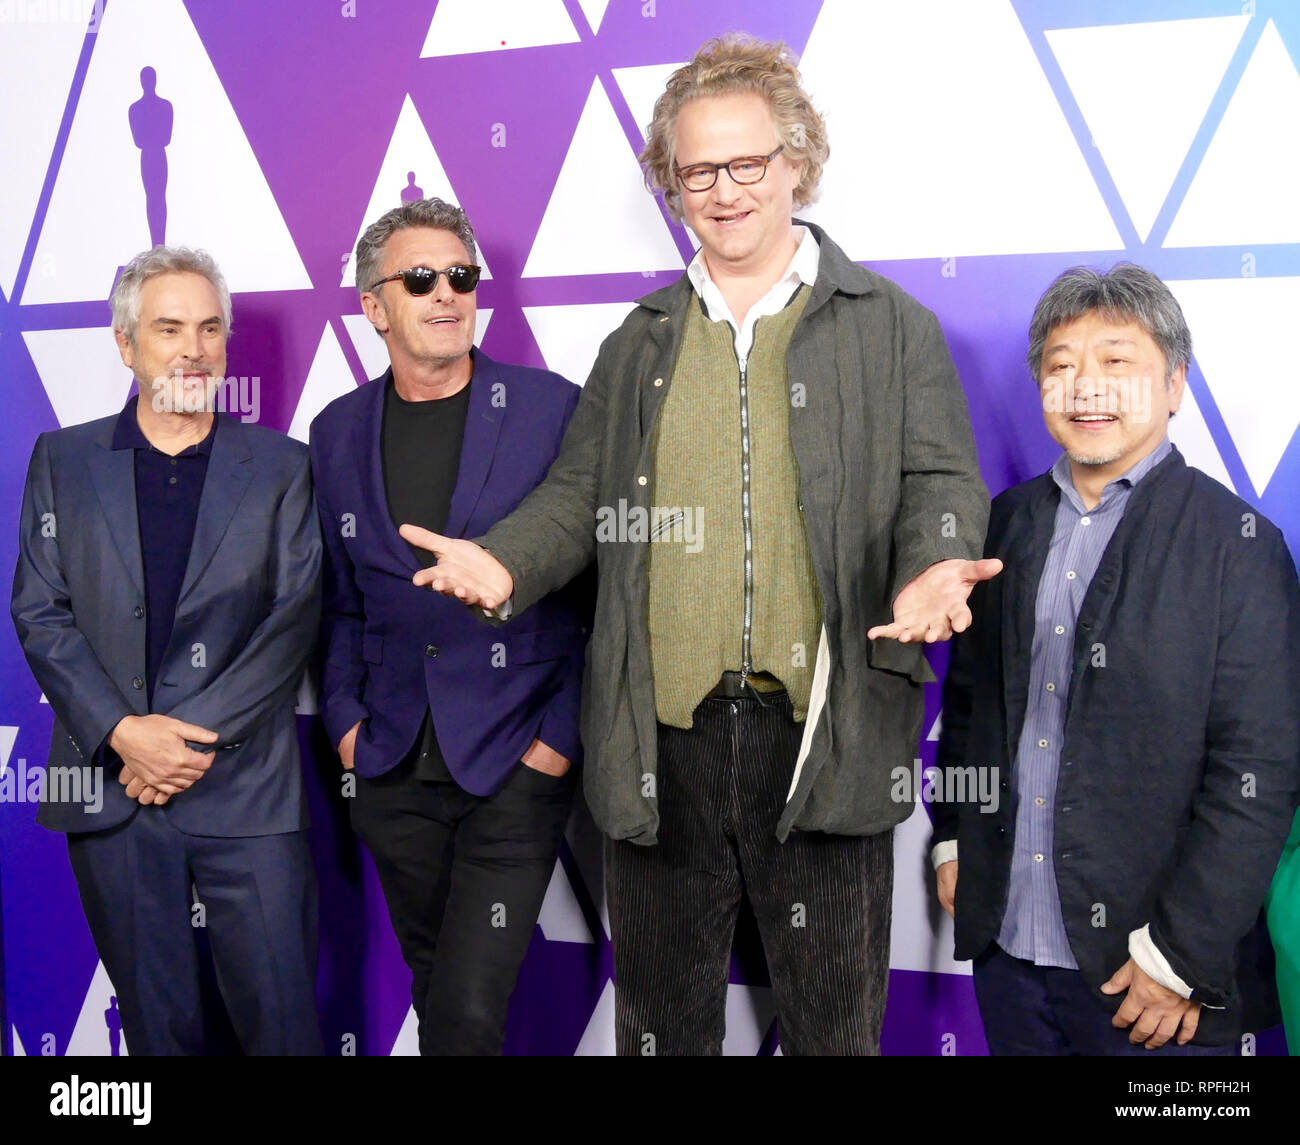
[366, 264, 482, 296]
[674, 145, 785, 193]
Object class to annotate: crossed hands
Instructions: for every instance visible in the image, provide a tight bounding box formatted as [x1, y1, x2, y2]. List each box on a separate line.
[109, 713, 217, 805]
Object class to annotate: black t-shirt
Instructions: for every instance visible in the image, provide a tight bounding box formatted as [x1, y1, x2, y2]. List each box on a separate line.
[381, 375, 472, 780]
[382, 376, 472, 563]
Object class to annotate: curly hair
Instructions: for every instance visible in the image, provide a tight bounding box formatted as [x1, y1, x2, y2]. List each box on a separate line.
[639, 33, 829, 223]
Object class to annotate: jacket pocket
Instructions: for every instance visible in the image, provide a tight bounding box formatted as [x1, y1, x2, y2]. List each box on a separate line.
[868, 638, 936, 685]
[509, 627, 585, 665]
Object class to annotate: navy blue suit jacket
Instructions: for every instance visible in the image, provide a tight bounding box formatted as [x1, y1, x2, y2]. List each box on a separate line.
[309, 348, 590, 795]
[11, 409, 323, 837]
[932, 447, 1300, 1042]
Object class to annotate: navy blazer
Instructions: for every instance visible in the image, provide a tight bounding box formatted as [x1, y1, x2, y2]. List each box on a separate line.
[11, 409, 323, 837]
[309, 348, 590, 796]
[932, 447, 1300, 1043]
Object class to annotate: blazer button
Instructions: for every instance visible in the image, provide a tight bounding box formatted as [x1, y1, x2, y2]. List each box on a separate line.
[133, 605, 144, 619]
[131, 676, 144, 690]
[424, 644, 439, 659]
[997, 825, 1007, 836]
[637, 475, 647, 486]
[653, 377, 664, 387]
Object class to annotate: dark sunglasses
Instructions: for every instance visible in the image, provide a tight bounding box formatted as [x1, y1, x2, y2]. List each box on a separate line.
[367, 264, 481, 296]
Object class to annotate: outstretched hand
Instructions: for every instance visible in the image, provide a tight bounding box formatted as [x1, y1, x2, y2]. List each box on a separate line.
[399, 525, 514, 610]
[867, 558, 1003, 643]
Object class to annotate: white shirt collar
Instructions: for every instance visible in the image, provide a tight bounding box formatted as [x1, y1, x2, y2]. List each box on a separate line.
[685, 226, 820, 362]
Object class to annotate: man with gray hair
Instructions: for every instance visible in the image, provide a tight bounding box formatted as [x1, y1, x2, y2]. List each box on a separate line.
[12, 245, 323, 1054]
[932, 262, 1300, 1054]
[310, 199, 589, 1054]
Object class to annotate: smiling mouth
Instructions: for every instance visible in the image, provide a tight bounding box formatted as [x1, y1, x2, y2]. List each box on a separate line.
[1070, 414, 1118, 424]
[425, 316, 458, 325]
[712, 211, 751, 225]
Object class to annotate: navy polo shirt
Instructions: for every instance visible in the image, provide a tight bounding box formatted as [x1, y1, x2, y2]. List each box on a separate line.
[111, 395, 217, 704]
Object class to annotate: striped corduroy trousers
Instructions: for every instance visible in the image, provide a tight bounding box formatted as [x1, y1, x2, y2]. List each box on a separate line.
[607, 691, 894, 1055]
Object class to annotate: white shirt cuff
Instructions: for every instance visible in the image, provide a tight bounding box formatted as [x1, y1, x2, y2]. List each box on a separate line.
[483, 597, 513, 621]
[1128, 923, 1194, 999]
[931, 839, 958, 871]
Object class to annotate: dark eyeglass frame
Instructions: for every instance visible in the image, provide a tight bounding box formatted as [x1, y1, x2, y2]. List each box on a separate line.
[674, 144, 786, 193]
[366, 264, 482, 296]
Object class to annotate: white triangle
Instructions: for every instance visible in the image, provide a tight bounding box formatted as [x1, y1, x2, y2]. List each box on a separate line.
[523, 301, 637, 386]
[611, 62, 687, 142]
[40, 693, 49, 705]
[577, 0, 612, 35]
[24, 0, 310, 304]
[573, 979, 615, 1055]
[23, 327, 134, 427]
[1167, 276, 1300, 494]
[0, 727, 17, 777]
[523, 79, 684, 278]
[1166, 21, 1300, 247]
[66, 960, 130, 1056]
[1168, 383, 1235, 492]
[11, 1026, 26, 1056]
[288, 323, 357, 444]
[0, 18, 87, 298]
[1046, 16, 1249, 241]
[340, 95, 491, 288]
[799, 0, 1122, 259]
[722, 985, 776, 1056]
[536, 858, 593, 943]
[339, 309, 493, 385]
[926, 711, 943, 742]
[420, 0, 580, 58]
[389, 1005, 420, 1055]
[293, 669, 318, 716]
[889, 797, 969, 975]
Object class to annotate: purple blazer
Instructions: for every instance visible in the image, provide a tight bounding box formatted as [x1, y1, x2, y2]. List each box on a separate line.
[308, 348, 590, 795]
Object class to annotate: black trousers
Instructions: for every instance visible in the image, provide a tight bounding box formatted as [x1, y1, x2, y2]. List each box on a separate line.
[67, 810, 322, 1055]
[607, 692, 894, 1056]
[350, 753, 575, 1055]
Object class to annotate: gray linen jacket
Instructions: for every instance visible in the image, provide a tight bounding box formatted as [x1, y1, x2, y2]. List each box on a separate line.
[479, 221, 988, 844]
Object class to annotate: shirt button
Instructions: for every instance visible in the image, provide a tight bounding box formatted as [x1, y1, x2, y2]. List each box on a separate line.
[169, 458, 178, 467]
[131, 676, 143, 690]
[1038, 738, 1048, 748]
[1080, 516, 1091, 526]
[1045, 682, 1055, 692]
[168, 476, 177, 485]
[653, 377, 664, 387]
[1033, 853, 1045, 863]
[1035, 797, 1045, 806]
[637, 475, 647, 486]
[1066, 570, 1077, 580]
[133, 605, 144, 619]
[424, 644, 439, 658]
[1054, 625, 1065, 635]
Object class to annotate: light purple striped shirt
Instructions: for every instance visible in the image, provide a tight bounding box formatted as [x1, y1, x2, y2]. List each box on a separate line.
[997, 437, 1173, 967]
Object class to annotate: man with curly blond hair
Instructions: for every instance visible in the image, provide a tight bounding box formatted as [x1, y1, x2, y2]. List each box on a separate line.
[404, 33, 995, 1055]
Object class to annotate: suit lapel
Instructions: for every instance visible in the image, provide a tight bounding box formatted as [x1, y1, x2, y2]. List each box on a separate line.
[1000, 479, 1057, 764]
[176, 416, 254, 606]
[87, 439, 145, 595]
[351, 369, 420, 574]
[443, 349, 503, 539]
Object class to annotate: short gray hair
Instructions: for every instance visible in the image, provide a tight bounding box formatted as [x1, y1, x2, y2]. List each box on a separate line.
[110, 246, 232, 342]
[354, 198, 478, 302]
[1027, 262, 1192, 382]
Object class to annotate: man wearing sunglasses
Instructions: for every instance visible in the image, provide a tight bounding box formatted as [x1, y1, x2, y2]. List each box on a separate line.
[403, 36, 994, 1054]
[308, 198, 589, 1055]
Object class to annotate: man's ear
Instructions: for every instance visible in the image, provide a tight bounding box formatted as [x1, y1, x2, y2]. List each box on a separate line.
[114, 327, 134, 371]
[360, 291, 389, 334]
[1166, 363, 1187, 419]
